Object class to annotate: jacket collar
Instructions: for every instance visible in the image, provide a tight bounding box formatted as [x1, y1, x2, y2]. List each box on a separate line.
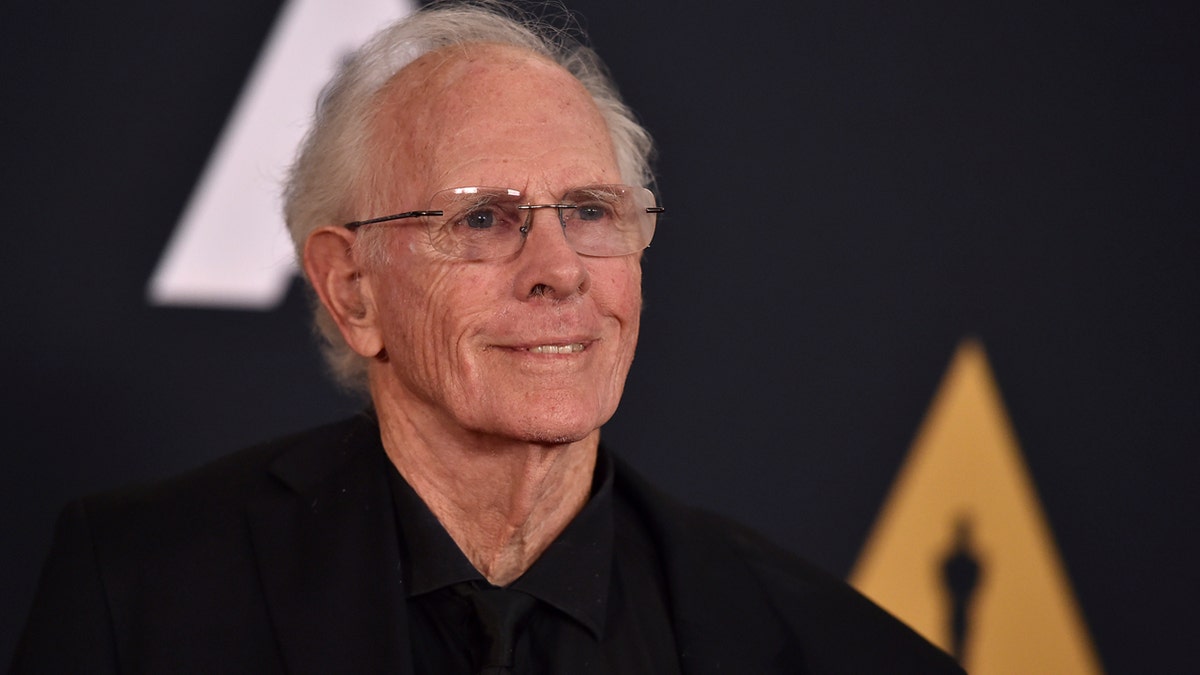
[247, 414, 414, 674]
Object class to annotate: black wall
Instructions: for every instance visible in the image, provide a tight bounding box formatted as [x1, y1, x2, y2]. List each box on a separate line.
[3, 1, 1196, 671]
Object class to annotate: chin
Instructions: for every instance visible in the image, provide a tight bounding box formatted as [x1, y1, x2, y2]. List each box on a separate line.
[492, 406, 608, 447]
[509, 418, 600, 446]
[459, 386, 618, 446]
[522, 431, 592, 446]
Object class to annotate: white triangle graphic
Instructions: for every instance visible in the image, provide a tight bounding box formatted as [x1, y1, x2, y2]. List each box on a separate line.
[147, 0, 415, 309]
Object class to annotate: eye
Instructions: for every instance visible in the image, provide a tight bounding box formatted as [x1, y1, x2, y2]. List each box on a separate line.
[462, 207, 499, 229]
[575, 203, 612, 222]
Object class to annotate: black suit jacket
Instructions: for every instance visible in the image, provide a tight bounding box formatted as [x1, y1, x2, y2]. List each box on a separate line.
[12, 415, 963, 674]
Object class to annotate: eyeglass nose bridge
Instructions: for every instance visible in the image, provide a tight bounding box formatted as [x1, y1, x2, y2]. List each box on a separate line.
[515, 202, 575, 234]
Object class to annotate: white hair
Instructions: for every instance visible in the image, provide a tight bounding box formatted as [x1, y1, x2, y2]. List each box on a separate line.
[283, 0, 655, 393]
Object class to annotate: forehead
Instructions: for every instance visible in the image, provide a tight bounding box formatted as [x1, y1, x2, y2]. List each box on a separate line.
[366, 43, 618, 198]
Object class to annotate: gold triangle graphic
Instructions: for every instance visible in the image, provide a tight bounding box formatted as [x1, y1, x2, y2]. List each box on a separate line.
[849, 339, 1104, 674]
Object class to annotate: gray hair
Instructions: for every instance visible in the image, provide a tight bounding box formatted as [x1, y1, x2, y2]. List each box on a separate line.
[283, 1, 655, 394]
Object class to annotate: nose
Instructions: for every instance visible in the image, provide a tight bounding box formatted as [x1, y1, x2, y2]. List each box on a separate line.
[512, 207, 590, 300]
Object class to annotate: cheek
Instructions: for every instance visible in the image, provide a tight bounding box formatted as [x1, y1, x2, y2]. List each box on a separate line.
[382, 261, 498, 375]
[585, 258, 643, 379]
[592, 258, 643, 326]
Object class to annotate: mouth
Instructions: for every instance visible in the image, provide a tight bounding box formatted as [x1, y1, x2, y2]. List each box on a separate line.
[522, 342, 588, 354]
[495, 339, 593, 354]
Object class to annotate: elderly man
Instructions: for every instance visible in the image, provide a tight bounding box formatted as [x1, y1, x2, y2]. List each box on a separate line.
[14, 3, 962, 674]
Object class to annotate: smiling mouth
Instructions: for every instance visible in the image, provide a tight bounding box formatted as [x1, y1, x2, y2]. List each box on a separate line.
[525, 343, 587, 354]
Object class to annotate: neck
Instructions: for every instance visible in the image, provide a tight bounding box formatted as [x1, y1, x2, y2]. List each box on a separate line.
[372, 392, 598, 587]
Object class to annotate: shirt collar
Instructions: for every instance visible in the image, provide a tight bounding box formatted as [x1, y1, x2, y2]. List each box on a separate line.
[387, 448, 615, 639]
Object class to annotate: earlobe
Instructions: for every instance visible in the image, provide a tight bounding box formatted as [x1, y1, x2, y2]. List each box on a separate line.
[302, 227, 385, 358]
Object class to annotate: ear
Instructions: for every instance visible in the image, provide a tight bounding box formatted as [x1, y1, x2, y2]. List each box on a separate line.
[302, 226, 385, 359]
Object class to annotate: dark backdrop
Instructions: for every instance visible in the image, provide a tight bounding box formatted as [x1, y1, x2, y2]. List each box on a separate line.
[3, 1, 1196, 671]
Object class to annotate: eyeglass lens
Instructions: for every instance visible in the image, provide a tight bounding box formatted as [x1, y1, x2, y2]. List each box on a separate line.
[427, 185, 657, 260]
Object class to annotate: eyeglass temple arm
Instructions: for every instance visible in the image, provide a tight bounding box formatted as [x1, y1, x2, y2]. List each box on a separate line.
[343, 210, 443, 231]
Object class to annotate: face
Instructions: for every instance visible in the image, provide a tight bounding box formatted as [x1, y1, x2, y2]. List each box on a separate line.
[357, 45, 642, 446]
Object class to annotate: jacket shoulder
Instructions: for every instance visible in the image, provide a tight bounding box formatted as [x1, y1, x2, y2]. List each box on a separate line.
[61, 414, 374, 583]
[81, 414, 372, 523]
[719, 515, 963, 673]
[612, 456, 964, 674]
[13, 416, 375, 673]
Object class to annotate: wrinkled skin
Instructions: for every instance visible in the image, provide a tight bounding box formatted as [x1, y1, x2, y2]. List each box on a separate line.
[333, 44, 643, 451]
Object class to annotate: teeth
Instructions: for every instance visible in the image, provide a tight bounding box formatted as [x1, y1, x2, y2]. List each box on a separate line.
[528, 343, 585, 354]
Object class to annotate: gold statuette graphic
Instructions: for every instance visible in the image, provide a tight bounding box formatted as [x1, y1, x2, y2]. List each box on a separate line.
[849, 339, 1103, 674]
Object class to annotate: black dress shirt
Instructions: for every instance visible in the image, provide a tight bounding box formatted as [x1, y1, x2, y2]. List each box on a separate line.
[387, 449, 683, 674]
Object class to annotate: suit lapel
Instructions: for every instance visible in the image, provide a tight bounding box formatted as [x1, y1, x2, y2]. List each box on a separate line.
[247, 416, 413, 674]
